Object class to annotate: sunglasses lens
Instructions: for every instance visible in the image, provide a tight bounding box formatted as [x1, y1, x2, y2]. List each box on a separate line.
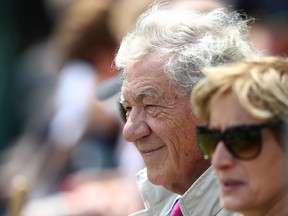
[197, 127, 219, 159]
[225, 128, 261, 159]
[197, 124, 264, 160]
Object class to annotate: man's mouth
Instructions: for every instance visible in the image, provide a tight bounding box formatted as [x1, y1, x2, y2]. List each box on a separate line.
[140, 145, 165, 156]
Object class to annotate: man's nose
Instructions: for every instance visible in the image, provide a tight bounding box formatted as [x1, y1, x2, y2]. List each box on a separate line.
[123, 107, 151, 142]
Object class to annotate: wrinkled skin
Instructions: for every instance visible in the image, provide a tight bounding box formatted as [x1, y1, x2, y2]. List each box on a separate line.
[120, 53, 209, 194]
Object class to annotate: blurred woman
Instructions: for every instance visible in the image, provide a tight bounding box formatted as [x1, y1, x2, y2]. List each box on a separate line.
[191, 56, 288, 216]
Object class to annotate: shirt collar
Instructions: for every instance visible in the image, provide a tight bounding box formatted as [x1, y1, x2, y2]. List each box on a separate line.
[164, 195, 181, 216]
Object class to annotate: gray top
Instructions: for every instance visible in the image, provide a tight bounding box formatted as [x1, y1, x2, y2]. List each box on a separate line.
[130, 167, 243, 216]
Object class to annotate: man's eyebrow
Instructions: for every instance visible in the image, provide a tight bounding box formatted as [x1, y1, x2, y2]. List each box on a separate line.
[136, 88, 159, 98]
[120, 88, 160, 104]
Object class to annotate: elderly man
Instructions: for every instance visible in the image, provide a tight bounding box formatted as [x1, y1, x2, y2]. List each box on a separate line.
[115, 2, 258, 216]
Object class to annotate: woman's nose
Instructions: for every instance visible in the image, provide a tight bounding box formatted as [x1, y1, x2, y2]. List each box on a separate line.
[123, 107, 151, 142]
[212, 142, 236, 170]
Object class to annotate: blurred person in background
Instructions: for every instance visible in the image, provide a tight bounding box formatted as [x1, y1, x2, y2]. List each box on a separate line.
[191, 56, 288, 216]
[114, 1, 258, 215]
[46, 0, 121, 181]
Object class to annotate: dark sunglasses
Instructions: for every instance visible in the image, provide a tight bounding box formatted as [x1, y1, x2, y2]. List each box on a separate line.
[196, 123, 279, 160]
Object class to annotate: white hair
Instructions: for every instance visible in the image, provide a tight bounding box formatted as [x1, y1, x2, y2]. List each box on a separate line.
[115, 2, 258, 94]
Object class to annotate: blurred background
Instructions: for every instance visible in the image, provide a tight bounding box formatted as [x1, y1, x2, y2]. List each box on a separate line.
[0, 0, 287, 215]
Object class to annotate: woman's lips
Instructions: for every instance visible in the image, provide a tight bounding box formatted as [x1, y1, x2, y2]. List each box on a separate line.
[220, 179, 245, 193]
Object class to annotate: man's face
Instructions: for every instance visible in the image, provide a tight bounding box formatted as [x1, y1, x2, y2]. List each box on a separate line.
[120, 54, 206, 193]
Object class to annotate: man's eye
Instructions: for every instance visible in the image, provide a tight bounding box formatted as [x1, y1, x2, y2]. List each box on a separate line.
[145, 105, 160, 117]
[145, 104, 155, 109]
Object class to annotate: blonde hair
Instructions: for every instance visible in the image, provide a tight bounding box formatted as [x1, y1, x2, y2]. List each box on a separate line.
[191, 56, 288, 122]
